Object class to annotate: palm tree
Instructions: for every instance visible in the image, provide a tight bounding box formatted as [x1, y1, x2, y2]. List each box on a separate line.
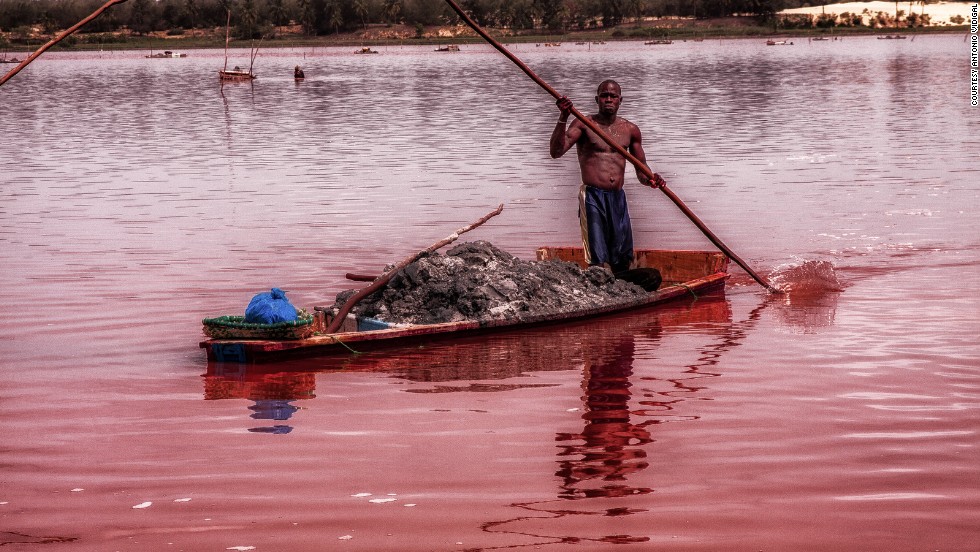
[383, 0, 401, 25]
[268, 0, 288, 37]
[182, 0, 200, 29]
[298, 0, 316, 35]
[238, 0, 258, 39]
[326, 0, 343, 34]
[353, 0, 368, 29]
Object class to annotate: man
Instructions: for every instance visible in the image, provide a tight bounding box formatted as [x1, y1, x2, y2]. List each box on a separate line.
[550, 80, 665, 275]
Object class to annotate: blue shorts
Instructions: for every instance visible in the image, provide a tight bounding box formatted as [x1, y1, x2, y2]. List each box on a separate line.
[578, 184, 634, 273]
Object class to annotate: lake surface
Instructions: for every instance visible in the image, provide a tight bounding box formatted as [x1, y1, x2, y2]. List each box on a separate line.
[1, 35, 978, 551]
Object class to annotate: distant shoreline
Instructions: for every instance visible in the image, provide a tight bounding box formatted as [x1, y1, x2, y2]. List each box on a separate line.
[3, 0, 973, 56]
[1, 23, 970, 55]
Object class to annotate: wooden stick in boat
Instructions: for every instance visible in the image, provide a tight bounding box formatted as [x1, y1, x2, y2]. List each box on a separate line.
[325, 204, 504, 334]
[223, 9, 231, 73]
[442, 0, 781, 294]
[0, 0, 128, 87]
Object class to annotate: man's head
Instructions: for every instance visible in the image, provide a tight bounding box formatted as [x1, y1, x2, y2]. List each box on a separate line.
[595, 80, 622, 116]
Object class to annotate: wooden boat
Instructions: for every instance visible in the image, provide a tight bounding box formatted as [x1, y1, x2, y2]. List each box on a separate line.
[645, 40, 673, 45]
[877, 35, 907, 40]
[355, 47, 379, 54]
[435, 44, 460, 52]
[218, 10, 257, 81]
[766, 40, 793, 46]
[146, 50, 187, 58]
[219, 68, 256, 81]
[204, 292, 735, 390]
[200, 248, 731, 364]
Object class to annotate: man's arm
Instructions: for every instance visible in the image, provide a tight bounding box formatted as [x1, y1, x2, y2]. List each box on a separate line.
[629, 124, 665, 188]
[550, 96, 582, 159]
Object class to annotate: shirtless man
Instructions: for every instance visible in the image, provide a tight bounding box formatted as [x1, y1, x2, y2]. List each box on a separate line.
[550, 80, 665, 274]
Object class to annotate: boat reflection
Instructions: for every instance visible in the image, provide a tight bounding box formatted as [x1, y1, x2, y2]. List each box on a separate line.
[202, 293, 734, 402]
[204, 366, 314, 434]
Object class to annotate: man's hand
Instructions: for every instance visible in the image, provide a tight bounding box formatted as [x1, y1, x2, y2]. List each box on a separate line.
[556, 96, 573, 120]
[647, 173, 666, 189]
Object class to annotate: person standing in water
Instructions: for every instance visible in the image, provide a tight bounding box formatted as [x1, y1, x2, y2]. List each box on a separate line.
[550, 80, 665, 274]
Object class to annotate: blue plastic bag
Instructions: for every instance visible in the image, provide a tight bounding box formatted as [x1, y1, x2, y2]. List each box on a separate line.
[244, 288, 298, 324]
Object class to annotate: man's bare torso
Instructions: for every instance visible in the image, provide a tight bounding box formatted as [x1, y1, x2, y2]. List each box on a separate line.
[576, 116, 635, 191]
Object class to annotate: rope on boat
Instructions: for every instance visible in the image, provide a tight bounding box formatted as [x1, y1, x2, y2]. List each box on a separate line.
[326, 335, 361, 355]
[675, 284, 699, 299]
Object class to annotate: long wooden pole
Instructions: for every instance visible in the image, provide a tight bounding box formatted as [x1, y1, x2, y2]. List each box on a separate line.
[223, 9, 231, 72]
[325, 204, 504, 334]
[442, 0, 780, 294]
[0, 0, 129, 88]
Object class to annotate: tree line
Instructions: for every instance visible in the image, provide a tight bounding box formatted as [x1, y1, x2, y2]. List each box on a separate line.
[0, 0, 949, 41]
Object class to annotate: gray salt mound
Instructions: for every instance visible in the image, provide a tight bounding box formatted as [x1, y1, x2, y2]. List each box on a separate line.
[333, 241, 647, 325]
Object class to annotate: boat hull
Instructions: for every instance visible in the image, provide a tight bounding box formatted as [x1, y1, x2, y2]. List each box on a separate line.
[200, 248, 730, 363]
[219, 70, 256, 81]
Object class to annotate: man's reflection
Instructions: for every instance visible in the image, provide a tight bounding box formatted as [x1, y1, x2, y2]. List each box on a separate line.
[556, 335, 654, 501]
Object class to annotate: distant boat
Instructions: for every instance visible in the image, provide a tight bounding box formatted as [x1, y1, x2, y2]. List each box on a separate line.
[0, 50, 22, 63]
[766, 39, 794, 46]
[219, 67, 256, 81]
[877, 35, 907, 40]
[218, 10, 256, 81]
[146, 50, 187, 58]
[355, 47, 379, 54]
[434, 44, 459, 52]
[645, 39, 673, 45]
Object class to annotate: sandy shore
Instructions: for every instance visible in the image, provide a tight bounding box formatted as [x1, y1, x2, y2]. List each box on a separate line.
[781, 1, 973, 25]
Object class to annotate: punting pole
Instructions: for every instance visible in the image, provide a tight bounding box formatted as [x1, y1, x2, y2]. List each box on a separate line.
[325, 204, 505, 334]
[0, 0, 129, 87]
[442, 0, 781, 294]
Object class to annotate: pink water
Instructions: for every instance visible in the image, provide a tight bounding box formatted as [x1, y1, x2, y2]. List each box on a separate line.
[1, 37, 978, 551]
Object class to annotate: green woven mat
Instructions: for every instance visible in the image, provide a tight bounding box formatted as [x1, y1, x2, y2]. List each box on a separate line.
[202, 311, 315, 340]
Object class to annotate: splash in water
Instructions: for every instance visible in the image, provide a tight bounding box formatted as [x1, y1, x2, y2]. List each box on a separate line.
[766, 259, 844, 333]
[768, 258, 845, 295]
